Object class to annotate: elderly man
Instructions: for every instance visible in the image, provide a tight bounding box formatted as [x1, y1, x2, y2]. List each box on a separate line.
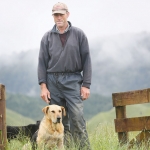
[38, 2, 92, 149]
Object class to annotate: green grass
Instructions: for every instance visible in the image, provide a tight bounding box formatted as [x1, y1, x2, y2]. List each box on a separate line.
[5, 103, 150, 149]
[89, 122, 150, 150]
[5, 122, 150, 150]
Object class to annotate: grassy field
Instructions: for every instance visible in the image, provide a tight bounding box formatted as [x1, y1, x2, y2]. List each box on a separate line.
[5, 122, 150, 150]
[5, 103, 150, 149]
[6, 122, 118, 150]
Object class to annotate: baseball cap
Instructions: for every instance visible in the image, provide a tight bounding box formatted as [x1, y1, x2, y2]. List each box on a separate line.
[52, 2, 68, 15]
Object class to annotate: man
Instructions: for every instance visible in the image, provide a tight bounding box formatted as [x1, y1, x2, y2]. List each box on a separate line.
[38, 2, 92, 149]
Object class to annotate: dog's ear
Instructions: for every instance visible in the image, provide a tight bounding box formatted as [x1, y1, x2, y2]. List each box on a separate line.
[42, 106, 49, 115]
[61, 106, 66, 116]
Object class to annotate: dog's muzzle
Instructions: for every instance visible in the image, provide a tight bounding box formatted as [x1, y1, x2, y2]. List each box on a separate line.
[57, 117, 61, 123]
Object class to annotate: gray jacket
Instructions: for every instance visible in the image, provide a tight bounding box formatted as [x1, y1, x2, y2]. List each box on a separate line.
[38, 22, 92, 88]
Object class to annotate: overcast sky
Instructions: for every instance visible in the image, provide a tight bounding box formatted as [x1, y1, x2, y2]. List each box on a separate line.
[0, 0, 150, 55]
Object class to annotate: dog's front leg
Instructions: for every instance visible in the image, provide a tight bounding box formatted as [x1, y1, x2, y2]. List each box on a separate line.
[57, 138, 64, 150]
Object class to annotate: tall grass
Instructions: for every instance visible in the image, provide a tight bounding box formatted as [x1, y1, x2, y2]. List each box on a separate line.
[6, 122, 149, 150]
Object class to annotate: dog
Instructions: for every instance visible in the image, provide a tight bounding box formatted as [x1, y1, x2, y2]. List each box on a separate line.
[36, 105, 66, 150]
[7, 121, 40, 141]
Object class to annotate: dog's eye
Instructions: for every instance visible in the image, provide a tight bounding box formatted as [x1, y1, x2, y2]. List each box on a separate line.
[59, 110, 61, 113]
[51, 111, 55, 113]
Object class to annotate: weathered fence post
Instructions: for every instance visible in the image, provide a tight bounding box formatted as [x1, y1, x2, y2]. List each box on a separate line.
[112, 88, 150, 148]
[115, 106, 129, 145]
[0, 84, 7, 150]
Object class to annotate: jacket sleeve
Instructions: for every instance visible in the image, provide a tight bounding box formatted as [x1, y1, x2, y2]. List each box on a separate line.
[38, 33, 50, 85]
[79, 31, 92, 88]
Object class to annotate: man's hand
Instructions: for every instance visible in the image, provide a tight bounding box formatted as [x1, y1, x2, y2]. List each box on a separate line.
[40, 83, 51, 104]
[81, 87, 90, 100]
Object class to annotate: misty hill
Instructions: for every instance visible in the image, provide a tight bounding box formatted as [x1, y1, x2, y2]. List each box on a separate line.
[0, 49, 39, 96]
[91, 31, 150, 95]
[6, 92, 112, 124]
[0, 32, 150, 97]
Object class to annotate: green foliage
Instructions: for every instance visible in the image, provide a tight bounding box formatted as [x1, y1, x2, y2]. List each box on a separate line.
[7, 135, 31, 150]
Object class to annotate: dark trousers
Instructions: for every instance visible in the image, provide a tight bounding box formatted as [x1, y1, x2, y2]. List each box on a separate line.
[47, 72, 91, 150]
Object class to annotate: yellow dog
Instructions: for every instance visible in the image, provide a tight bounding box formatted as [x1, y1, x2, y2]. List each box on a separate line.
[37, 105, 66, 150]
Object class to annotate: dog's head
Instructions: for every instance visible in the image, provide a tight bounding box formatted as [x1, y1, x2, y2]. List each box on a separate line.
[42, 105, 66, 124]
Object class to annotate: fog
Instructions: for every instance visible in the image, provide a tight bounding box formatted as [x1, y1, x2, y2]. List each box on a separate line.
[1, 0, 150, 55]
[0, 32, 150, 96]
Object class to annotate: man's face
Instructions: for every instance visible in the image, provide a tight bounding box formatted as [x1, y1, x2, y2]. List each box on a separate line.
[53, 12, 69, 28]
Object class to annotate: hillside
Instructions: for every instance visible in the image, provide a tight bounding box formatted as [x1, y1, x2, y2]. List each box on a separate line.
[6, 92, 47, 122]
[6, 108, 35, 126]
[6, 100, 150, 129]
[87, 103, 150, 133]
[6, 92, 112, 124]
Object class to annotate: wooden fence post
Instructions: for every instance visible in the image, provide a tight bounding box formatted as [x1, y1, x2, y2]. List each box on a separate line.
[0, 84, 7, 150]
[112, 88, 150, 148]
[115, 106, 129, 145]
